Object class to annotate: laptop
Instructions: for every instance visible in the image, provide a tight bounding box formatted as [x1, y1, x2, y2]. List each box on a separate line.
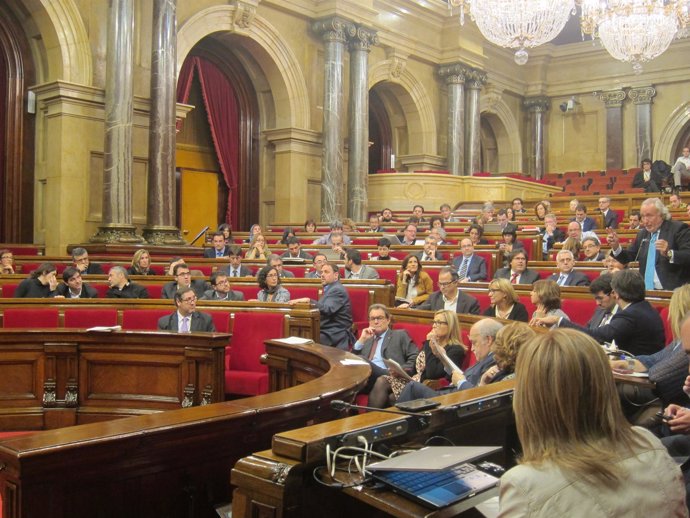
[382, 233, 402, 245]
[367, 446, 501, 509]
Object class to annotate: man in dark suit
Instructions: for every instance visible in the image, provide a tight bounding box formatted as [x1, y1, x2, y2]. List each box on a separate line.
[71, 247, 104, 275]
[280, 237, 313, 260]
[452, 238, 487, 282]
[496, 209, 518, 233]
[219, 245, 253, 278]
[549, 250, 591, 287]
[607, 197, 690, 290]
[416, 236, 444, 262]
[268, 255, 295, 279]
[105, 266, 149, 298]
[200, 272, 244, 301]
[598, 196, 619, 229]
[351, 303, 419, 393]
[289, 263, 353, 350]
[415, 267, 480, 315]
[534, 270, 665, 357]
[493, 250, 540, 285]
[56, 267, 98, 298]
[157, 287, 216, 333]
[541, 213, 566, 259]
[632, 158, 661, 192]
[582, 236, 605, 262]
[344, 248, 379, 280]
[572, 204, 597, 232]
[203, 232, 231, 258]
[585, 274, 619, 331]
[161, 263, 208, 299]
[397, 319, 504, 402]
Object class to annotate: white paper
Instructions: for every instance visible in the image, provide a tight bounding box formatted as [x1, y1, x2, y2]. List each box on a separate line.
[86, 325, 122, 332]
[274, 336, 314, 345]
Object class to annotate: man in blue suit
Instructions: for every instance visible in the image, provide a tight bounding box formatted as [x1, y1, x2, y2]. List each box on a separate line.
[452, 238, 487, 282]
[203, 232, 231, 258]
[572, 203, 597, 232]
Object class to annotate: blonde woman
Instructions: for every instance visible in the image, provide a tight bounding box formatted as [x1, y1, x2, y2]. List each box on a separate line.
[483, 278, 529, 322]
[245, 234, 270, 260]
[127, 249, 155, 276]
[498, 328, 686, 517]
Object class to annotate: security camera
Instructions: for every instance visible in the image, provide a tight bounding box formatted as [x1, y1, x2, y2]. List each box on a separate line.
[559, 102, 568, 112]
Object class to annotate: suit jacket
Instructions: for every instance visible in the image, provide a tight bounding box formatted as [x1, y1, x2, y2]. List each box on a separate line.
[623, 219, 690, 290]
[157, 311, 216, 332]
[345, 265, 379, 280]
[354, 329, 418, 372]
[200, 289, 244, 301]
[219, 264, 253, 278]
[279, 270, 295, 279]
[105, 282, 149, 299]
[203, 246, 230, 258]
[416, 290, 480, 315]
[461, 353, 497, 389]
[632, 170, 661, 191]
[494, 268, 541, 285]
[280, 250, 313, 260]
[83, 263, 104, 275]
[572, 216, 597, 232]
[415, 251, 444, 262]
[549, 270, 591, 287]
[451, 254, 488, 282]
[601, 209, 619, 229]
[586, 307, 610, 331]
[583, 252, 605, 262]
[560, 300, 665, 356]
[483, 302, 529, 322]
[542, 228, 566, 251]
[56, 282, 98, 298]
[315, 281, 353, 350]
[161, 279, 208, 299]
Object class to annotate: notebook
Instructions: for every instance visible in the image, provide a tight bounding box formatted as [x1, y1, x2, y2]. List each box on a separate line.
[367, 446, 501, 509]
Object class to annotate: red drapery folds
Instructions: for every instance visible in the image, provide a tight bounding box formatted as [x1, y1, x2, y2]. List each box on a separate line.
[176, 56, 240, 226]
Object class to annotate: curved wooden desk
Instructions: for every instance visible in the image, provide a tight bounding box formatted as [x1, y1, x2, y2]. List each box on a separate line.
[0, 340, 370, 518]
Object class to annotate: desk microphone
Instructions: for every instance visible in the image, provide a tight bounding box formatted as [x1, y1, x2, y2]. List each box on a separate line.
[330, 399, 432, 418]
[634, 237, 649, 264]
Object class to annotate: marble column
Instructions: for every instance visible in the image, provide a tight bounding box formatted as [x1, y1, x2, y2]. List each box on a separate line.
[628, 86, 656, 164]
[523, 96, 550, 180]
[464, 69, 487, 176]
[312, 17, 355, 222]
[92, 0, 143, 243]
[347, 26, 377, 221]
[143, 0, 185, 245]
[597, 90, 626, 170]
[438, 63, 468, 176]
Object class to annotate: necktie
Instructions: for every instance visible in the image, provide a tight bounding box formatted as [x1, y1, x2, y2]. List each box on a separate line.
[458, 258, 469, 280]
[599, 312, 612, 327]
[180, 317, 189, 333]
[510, 272, 518, 284]
[216, 251, 223, 258]
[557, 274, 567, 286]
[368, 334, 381, 361]
[232, 269, 238, 277]
[644, 232, 658, 290]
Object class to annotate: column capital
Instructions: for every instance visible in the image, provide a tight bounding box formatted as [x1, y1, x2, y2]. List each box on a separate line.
[312, 16, 356, 44]
[628, 86, 656, 105]
[385, 48, 408, 80]
[438, 63, 471, 85]
[465, 69, 487, 90]
[523, 96, 550, 113]
[597, 90, 626, 108]
[231, 0, 258, 29]
[350, 25, 378, 52]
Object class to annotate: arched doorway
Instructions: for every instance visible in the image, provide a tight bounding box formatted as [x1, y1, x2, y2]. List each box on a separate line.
[369, 89, 392, 173]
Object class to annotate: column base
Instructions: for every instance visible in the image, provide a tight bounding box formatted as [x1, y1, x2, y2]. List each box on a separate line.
[142, 226, 187, 246]
[90, 224, 145, 244]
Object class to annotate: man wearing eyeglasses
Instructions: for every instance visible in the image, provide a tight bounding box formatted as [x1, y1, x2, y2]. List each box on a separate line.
[414, 267, 480, 315]
[200, 272, 244, 301]
[161, 263, 208, 299]
[158, 287, 216, 333]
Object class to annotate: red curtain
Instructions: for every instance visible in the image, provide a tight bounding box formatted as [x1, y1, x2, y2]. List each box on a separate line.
[176, 56, 240, 226]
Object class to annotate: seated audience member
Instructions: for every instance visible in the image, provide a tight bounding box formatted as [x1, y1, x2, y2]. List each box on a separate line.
[367, 310, 466, 408]
[468, 223, 488, 245]
[412, 204, 427, 224]
[267, 254, 295, 279]
[598, 196, 619, 229]
[529, 279, 569, 324]
[15, 262, 59, 298]
[478, 322, 535, 385]
[569, 198, 580, 212]
[566, 220, 583, 243]
[367, 214, 383, 232]
[440, 203, 457, 222]
[128, 249, 155, 276]
[414, 267, 480, 314]
[534, 202, 547, 221]
[217, 223, 232, 244]
[380, 207, 394, 223]
[166, 256, 185, 276]
[71, 247, 103, 275]
[371, 238, 393, 260]
[671, 146, 690, 189]
[428, 215, 445, 232]
[512, 197, 527, 214]
[254, 265, 290, 303]
[669, 193, 687, 210]
[105, 266, 149, 298]
[344, 248, 379, 280]
[586, 274, 619, 330]
[221, 245, 253, 277]
[161, 263, 208, 299]
[494, 249, 540, 285]
[417, 236, 443, 262]
[497, 228, 524, 265]
[582, 236, 605, 261]
[452, 238, 488, 282]
[550, 249, 591, 287]
[541, 199, 552, 212]
[351, 304, 418, 398]
[533, 269, 665, 356]
[505, 207, 516, 222]
[632, 158, 661, 192]
[341, 218, 358, 234]
[200, 272, 244, 301]
[397, 223, 418, 246]
[245, 233, 270, 260]
[329, 232, 347, 260]
[397, 319, 504, 402]
[0, 249, 15, 274]
[561, 236, 583, 259]
[56, 267, 98, 298]
[279, 227, 295, 245]
[572, 203, 597, 232]
[245, 223, 262, 243]
[428, 226, 447, 246]
[306, 253, 327, 278]
[204, 232, 231, 258]
[303, 219, 316, 233]
[541, 213, 565, 260]
[281, 237, 313, 260]
[484, 278, 529, 322]
[498, 328, 686, 518]
[157, 287, 216, 333]
[395, 254, 433, 308]
[496, 209, 518, 233]
[312, 220, 352, 245]
[628, 211, 642, 230]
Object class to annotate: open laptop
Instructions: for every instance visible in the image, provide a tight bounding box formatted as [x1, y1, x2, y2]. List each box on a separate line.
[367, 446, 501, 509]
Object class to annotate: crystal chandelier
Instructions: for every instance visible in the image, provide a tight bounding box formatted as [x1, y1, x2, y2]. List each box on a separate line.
[448, 0, 575, 65]
[580, 0, 690, 74]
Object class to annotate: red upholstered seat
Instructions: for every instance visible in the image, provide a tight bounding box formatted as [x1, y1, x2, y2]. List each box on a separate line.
[146, 284, 163, 298]
[3, 308, 59, 328]
[226, 312, 287, 396]
[658, 306, 673, 345]
[207, 310, 231, 333]
[376, 267, 399, 284]
[472, 292, 491, 312]
[560, 299, 595, 326]
[229, 285, 258, 300]
[64, 308, 118, 328]
[287, 286, 319, 301]
[393, 322, 427, 350]
[282, 266, 304, 278]
[345, 287, 374, 334]
[1, 284, 18, 298]
[92, 283, 110, 297]
[121, 309, 171, 330]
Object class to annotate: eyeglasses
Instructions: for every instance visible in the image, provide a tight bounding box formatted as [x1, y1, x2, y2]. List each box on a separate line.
[177, 271, 191, 276]
[438, 280, 457, 287]
[215, 279, 230, 285]
[488, 289, 503, 294]
[181, 296, 197, 303]
[432, 320, 448, 326]
[266, 273, 279, 278]
[369, 315, 387, 322]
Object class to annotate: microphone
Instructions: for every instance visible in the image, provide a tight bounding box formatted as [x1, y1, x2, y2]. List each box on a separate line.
[330, 400, 433, 419]
[634, 237, 649, 264]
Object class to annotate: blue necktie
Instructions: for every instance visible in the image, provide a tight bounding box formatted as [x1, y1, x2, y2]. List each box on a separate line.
[644, 232, 658, 290]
